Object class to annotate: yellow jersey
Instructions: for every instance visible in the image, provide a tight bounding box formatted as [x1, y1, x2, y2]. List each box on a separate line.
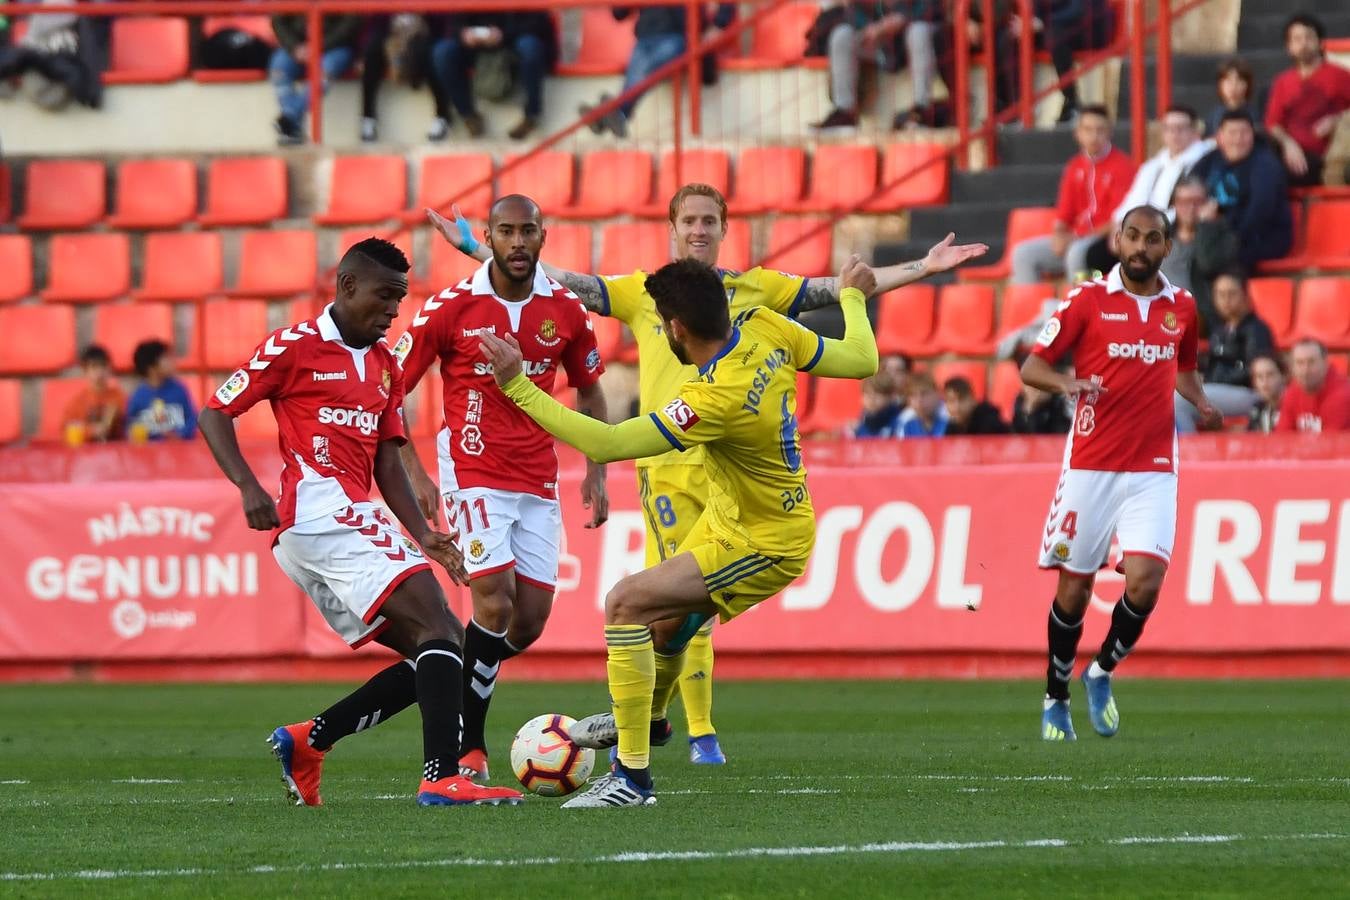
[597, 267, 809, 468]
[647, 306, 825, 557]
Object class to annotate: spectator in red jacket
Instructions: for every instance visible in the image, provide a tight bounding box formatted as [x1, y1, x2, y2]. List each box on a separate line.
[1276, 338, 1350, 433]
[1010, 105, 1137, 283]
[1265, 13, 1350, 186]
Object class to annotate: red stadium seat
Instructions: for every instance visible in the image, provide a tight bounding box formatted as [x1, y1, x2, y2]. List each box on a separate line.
[37, 378, 91, 443]
[723, 2, 823, 70]
[192, 16, 274, 82]
[637, 149, 732, 217]
[103, 17, 190, 84]
[800, 376, 863, 436]
[1331, 354, 1350, 376]
[418, 153, 493, 219]
[728, 147, 805, 215]
[999, 283, 1056, 333]
[1260, 200, 1350, 273]
[573, 151, 654, 218]
[200, 157, 288, 226]
[181, 300, 270, 371]
[1247, 278, 1295, 346]
[542, 223, 593, 273]
[232, 230, 317, 297]
[788, 145, 878, 214]
[94, 303, 176, 372]
[958, 207, 1058, 281]
[0, 306, 77, 374]
[930, 360, 988, 400]
[0, 235, 33, 303]
[863, 143, 950, 212]
[41, 234, 131, 303]
[719, 219, 753, 273]
[0, 379, 21, 444]
[234, 399, 280, 441]
[931, 285, 997, 354]
[17, 160, 105, 230]
[600, 222, 670, 274]
[556, 8, 635, 76]
[314, 155, 408, 225]
[424, 235, 481, 294]
[109, 158, 198, 229]
[590, 313, 623, 362]
[765, 217, 832, 277]
[1291, 278, 1350, 349]
[135, 232, 223, 302]
[875, 285, 937, 356]
[989, 360, 1024, 418]
[499, 152, 575, 211]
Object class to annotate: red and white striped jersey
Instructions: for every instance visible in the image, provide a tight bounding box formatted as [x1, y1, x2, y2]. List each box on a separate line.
[207, 304, 408, 533]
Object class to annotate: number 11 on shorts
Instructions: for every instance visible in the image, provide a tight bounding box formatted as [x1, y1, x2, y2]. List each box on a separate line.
[454, 497, 490, 534]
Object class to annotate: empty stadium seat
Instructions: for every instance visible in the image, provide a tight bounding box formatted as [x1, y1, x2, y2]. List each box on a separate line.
[17, 160, 105, 230]
[765, 217, 832, 277]
[94, 303, 176, 372]
[1247, 278, 1295, 346]
[931, 285, 997, 354]
[1292, 278, 1350, 349]
[232, 230, 317, 297]
[499, 152, 575, 210]
[542, 223, 593, 273]
[41, 234, 131, 303]
[728, 147, 805, 215]
[103, 16, 190, 84]
[418, 153, 493, 219]
[930, 360, 988, 400]
[719, 219, 753, 273]
[0, 306, 77, 374]
[723, 2, 822, 69]
[800, 376, 863, 436]
[637, 149, 732, 217]
[192, 16, 275, 82]
[875, 285, 937, 356]
[424, 235, 482, 293]
[590, 313, 623, 362]
[556, 8, 636, 75]
[181, 300, 270, 371]
[315, 155, 408, 225]
[573, 151, 654, 218]
[200, 157, 288, 226]
[135, 232, 224, 302]
[863, 143, 951, 212]
[1261, 200, 1350, 273]
[600, 222, 670, 274]
[788, 145, 878, 213]
[37, 378, 91, 443]
[0, 379, 21, 444]
[989, 360, 1024, 418]
[958, 207, 1058, 281]
[0, 235, 33, 303]
[999, 283, 1056, 334]
[109, 158, 198, 228]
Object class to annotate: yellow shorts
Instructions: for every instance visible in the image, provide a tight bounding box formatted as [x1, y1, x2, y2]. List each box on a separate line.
[637, 465, 707, 569]
[681, 513, 810, 622]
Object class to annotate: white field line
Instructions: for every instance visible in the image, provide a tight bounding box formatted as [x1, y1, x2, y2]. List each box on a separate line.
[110, 778, 184, 784]
[0, 833, 1343, 883]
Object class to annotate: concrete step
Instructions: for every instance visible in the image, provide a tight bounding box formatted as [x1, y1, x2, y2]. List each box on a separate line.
[995, 127, 1133, 166]
[951, 164, 1063, 205]
[910, 202, 1016, 245]
[1235, 0, 1347, 22]
[1239, 14, 1350, 52]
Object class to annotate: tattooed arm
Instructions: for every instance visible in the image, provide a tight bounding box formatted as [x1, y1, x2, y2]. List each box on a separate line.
[541, 263, 607, 314]
[793, 233, 990, 311]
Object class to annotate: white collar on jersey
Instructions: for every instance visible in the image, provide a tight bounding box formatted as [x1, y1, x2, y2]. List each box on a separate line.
[470, 258, 553, 299]
[317, 303, 343, 342]
[1105, 264, 1178, 302]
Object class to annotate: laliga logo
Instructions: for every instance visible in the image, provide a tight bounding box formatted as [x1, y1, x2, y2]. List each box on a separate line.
[318, 405, 379, 435]
[1107, 340, 1176, 364]
[111, 599, 148, 639]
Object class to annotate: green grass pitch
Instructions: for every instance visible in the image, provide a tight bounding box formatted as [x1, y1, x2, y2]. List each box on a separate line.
[0, 679, 1345, 897]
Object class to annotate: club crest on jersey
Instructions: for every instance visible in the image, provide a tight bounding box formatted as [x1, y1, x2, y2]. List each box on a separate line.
[468, 539, 486, 561]
[392, 331, 413, 362]
[1036, 318, 1062, 347]
[537, 318, 561, 347]
[215, 369, 249, 405]
[1161, 310, 1181, 335]
[663, 398, 700, 432]
[1053, 541, 1071, 561]
[402, 537, 423, 557]
[380, 369, 392, 398]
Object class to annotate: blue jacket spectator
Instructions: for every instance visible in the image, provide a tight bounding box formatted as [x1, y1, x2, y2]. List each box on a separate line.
[852, 374, 905, 438]
[1190, 110, 1293, 267]
[127, 340, 197, 441]
[898, 372, 949, 437]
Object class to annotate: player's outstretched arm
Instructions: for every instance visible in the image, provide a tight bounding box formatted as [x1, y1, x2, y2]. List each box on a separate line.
[794, 233, 989, 311]
[805, 258, 880, 379]
[199, 407, 280, 531]
[1020, 354, 1103, 398]
[373, 439, 469, 585]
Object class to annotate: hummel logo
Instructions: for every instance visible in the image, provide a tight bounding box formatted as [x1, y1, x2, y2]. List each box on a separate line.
[463, 326, 497, 338]
[312, 371, 347, 381]
[1100, 312, 1129, 321]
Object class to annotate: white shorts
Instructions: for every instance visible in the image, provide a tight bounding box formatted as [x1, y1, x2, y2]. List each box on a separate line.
[273, 502, 431, 647]
[1038, 469, 1178, 575]
[441, 486, 561, 589]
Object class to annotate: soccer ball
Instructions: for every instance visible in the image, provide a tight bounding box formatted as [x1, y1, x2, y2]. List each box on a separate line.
[510, 714, 595, 797]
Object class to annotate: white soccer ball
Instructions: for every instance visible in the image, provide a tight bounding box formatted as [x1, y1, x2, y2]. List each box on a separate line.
[510, 713, 596, 797]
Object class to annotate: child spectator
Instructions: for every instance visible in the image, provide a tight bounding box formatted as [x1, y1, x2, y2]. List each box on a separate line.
[898, 372, 949, 437]
[126, 340, 197, 441]
[1206, 57, 1259, 138]
[1247, 354, 1285, 434]
[853, 373, 906, 437]
[62, 345, 125, 444]
[943, 376, 1009, 434]
[1265, 13, 1350, 187]
[1276, 338, 1350, 433]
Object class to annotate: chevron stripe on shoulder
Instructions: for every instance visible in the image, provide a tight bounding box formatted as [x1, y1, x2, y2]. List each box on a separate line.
[247, 322, 313, 372]
[410, 283, 467, 328]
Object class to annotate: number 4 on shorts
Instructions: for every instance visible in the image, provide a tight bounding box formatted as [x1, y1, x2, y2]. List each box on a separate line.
[1059, 511, 1078, 540]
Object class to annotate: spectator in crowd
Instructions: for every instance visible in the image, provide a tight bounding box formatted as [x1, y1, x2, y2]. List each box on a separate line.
[1012, 381, 1073, 434]
[0, 1, 105, 110]
[810, 1, 947, 130]
[1206, 57, 1259, 138]
[1276, 338, 1350, 433]
[1191, 111, 1293, 269]
[879, 352, 914, 394]
[192, 17, 274, 76]
[127, 340, 197, 441]
[62, 345, 125, 444]
[1175, 271, 1275, 432]
[898, 372, 949, 437]
[359, 14, 453, 143]
[852, 373, 906, 437]
[1010, 105, 1136, 283]
[269, 13, 362, 145]
[1023, 0, 1116, 123]
[1163, 176, 1240, 328]
[1084, 106, 1214, 275]
[943, 376, 1010, 434]
[579, 3, 735, 137]
[1265, 13, 1350, 187]
[1247, 354, 1285, 434]
[431, 11, 558, 141]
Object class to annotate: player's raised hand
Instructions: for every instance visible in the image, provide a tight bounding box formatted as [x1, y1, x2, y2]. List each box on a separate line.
[581, 468, 609, 529]
[239, 480, 281, 531]
[923, 232, 990, 274]
[425, 204, 480, 256]
[479, 332, 525, 386]
[838, 254, 878, 296]
[421, 530, 469, 585]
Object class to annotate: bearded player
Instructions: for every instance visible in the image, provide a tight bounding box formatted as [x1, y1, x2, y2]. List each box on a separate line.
[428, 185, 985, 765]
[199, 238, 522, 807]
[1021, 206, 1221, 741]
[396, 195, 608, 784]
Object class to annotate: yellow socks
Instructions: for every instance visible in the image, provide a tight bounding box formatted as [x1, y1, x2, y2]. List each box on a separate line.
[651, 648, 686, 723]
[604, 624, 655, 770]
[678, 620, 716, 737]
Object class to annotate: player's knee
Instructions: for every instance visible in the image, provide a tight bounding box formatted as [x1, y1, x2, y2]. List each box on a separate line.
[1124, 572, 1164, 611]
[471, 590, 513, 633]
[1055, 576, 1094, 617]
[506, 610, 548, 649]
[604, 579, 644, 625]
